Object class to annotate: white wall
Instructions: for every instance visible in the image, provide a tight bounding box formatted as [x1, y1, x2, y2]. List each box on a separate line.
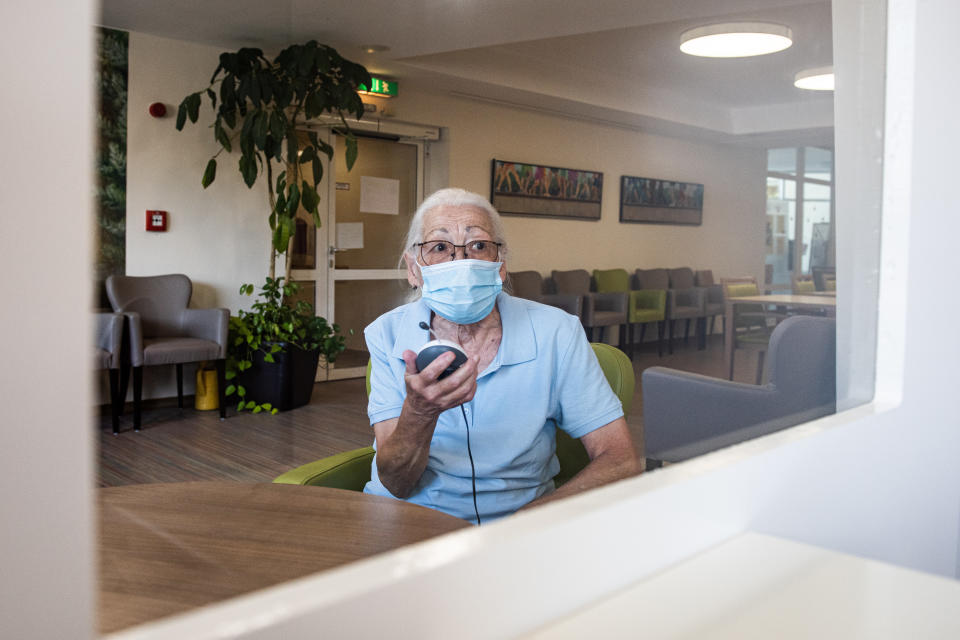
[0, 1, 95, 638]
[126, 33, 272, 314]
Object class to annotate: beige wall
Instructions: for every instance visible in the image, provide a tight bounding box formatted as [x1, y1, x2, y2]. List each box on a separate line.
[126, 31, 767, 397]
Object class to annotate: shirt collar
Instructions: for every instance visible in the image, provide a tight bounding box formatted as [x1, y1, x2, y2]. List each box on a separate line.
[389, 293, 536, 367]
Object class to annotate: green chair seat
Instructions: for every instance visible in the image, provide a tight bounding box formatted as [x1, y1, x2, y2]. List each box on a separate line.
[274, 343, 634, 491]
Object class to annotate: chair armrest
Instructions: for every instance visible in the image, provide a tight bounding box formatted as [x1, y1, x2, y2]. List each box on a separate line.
[642, 366, 786, 458]
[593, 291, 628, 313]
[541, 293, 582, 317]
[95, 313, 124, 369]
[579, 293, 596, 326]
[706, 284, 723, 303]
[180, 308, 230, 358]
[671, 287, 705, 309]
[273, 447, 375, 490]
[123, 311, 144, 367]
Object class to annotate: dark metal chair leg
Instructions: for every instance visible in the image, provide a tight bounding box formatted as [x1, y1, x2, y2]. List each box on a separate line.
[697, 318, 707, 350]
[668, 320, 674, 354]
[216, 359, 227, 421]
[639, 323, 647, 356]
[133, 366, 143, 431]
[755, 351, 766, 385]
[684, 319, 691, 345]
[176, 364, 184, 409]
[657, 321, 664, 357]
[108, 368, 120, 435]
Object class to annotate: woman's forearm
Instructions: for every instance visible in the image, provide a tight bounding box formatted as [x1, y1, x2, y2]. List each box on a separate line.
[375, 402, 440, 498]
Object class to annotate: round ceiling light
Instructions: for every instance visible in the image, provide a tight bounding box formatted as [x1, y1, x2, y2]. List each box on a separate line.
[680, 22, 793, 58]
[359, 44, 390, 54]
[794, 66, 834, 90]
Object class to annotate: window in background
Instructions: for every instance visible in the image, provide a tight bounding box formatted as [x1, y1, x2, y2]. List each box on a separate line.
[765, 147, 834, 286]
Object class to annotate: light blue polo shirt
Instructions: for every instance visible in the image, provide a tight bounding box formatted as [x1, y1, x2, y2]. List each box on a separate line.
[362, 292, 623, 523]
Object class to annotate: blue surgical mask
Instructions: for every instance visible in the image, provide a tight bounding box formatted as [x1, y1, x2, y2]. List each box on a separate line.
[420, 259, 503, 324]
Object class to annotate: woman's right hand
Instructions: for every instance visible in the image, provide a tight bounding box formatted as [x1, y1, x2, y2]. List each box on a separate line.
[401, 348, 478, 418]
[372, 350, 478, 498]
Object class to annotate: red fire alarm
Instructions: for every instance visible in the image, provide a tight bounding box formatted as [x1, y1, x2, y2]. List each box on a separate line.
[148, 102, 167, 118]
[146, 210, 168, 231]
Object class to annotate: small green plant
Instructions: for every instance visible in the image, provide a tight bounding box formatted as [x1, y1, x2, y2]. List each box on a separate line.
[226, 277, 346, 413]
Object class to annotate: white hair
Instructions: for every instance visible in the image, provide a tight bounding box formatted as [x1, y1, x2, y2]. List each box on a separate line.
[400, 188, 510, 298]
[400, 187, 509, 265]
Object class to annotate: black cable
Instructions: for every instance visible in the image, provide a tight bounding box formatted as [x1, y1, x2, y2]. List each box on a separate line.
[460, 403, 481, 525]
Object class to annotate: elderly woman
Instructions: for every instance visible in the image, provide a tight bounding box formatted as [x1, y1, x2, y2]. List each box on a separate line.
[363, 188, 639, 523]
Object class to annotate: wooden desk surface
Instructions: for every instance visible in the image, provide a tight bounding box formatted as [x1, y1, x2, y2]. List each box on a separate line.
[99, 482, 469, 634]
[728, 293, 837, 307]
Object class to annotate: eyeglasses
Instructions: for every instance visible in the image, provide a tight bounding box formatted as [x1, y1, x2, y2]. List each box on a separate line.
[416, 239, 502, 265]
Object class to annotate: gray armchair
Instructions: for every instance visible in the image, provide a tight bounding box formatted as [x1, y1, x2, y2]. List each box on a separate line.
[695, 269, 725, 337]
[642, 316, 836, 466]
[507, 270, 582, 317]
[635, 268, 704, 354]
[95, 312, 124, 434]
[105, 274, 229, 430]
[549, 269, 627, 345]
[667, 267, 707, 350]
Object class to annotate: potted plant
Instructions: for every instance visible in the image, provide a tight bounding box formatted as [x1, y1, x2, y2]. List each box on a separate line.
[228, 277, 345, 413]
[176, 41, 368, 411]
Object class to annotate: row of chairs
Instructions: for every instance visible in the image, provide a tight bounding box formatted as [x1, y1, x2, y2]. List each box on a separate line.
[507, 268, 728, 358]
[95, 274, 228, 433]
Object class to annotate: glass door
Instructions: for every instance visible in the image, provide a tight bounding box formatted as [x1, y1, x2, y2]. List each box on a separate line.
[291, 132, 423, 381]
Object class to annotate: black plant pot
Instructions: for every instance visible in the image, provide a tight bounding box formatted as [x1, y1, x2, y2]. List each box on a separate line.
[238, 342, 321, 412]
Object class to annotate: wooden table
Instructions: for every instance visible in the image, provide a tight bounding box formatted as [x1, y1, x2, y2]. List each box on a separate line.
[99, 482, 469, 634]
[724, 294, 837, 379]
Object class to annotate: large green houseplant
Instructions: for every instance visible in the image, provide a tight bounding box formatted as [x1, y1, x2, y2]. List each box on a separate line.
[176, 41, 369, 411]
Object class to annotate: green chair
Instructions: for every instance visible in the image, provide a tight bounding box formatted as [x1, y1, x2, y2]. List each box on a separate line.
[721, 277, 773, 384]
[594, 268, 666, 358]
[274, 343, 635, 490]
[793, 277, 816, 294]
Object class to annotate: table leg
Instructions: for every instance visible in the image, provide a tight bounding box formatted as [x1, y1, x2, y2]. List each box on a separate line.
[724, 300, 735, 379]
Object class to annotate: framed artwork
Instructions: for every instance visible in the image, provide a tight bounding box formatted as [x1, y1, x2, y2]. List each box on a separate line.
[491, 159, 602, 220]
[619, 175, 704, 225]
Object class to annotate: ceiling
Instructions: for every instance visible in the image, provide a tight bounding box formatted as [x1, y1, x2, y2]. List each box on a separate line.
[99, 0, 834, 146]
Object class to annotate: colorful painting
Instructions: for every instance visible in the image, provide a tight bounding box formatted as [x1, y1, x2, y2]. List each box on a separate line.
[619, 175, 704, 225]
[491, 159, 602, 220]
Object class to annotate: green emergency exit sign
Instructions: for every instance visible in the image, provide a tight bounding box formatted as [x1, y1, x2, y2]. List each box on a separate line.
[358, 77, 398, 97]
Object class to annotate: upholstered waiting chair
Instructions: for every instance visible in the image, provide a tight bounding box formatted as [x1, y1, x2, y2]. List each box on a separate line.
[593, 268, 666, 358]
[695, 270, 725, 337]
[507, 270, 582, 318]
[550, 269, 627, 346]
[642, 316, 836, 466]
[105, 274, 229, 430]
[95, 312, 124, 434]
[667, 267, 707, 350]
[274, 343, 635, 491]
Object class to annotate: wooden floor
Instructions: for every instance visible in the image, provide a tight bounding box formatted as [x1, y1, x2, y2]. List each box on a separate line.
[98, 333, 759, 487]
